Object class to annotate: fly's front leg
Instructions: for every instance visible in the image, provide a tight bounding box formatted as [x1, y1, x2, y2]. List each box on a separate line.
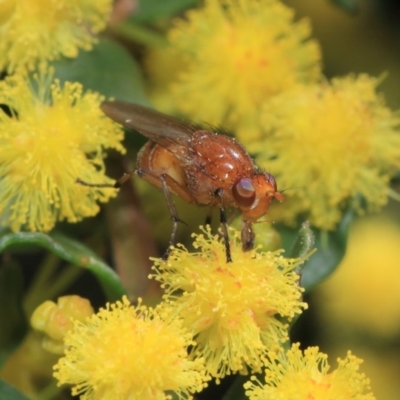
[215, 188, 232, 263]
[241, 220, 255, 251]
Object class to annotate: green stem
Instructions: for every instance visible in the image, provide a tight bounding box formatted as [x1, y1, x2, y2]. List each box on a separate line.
[112, 21, 168, 47]
[42, 264, 84, 302]
[24, 262, 83, 317]
[23, 253, 59, 317]
[36, 380, 63, 400]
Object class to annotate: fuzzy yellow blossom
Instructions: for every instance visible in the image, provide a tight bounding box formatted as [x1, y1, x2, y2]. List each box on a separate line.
[54, 297, 208, 400]
[146, 0, 321, 141]
[0, 0, 16, 25]
[151, 227, 307, 381]
[0, 71, 125, 232]
[244, 343, 375, 400]
[31, 296, 94, 354]
[0, 0, 113, 72]
[254, 75, 400, 230]
[317, 217, 400, 338]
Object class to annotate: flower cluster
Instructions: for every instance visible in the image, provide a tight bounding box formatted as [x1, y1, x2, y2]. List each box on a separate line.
[0, 0, 384, 399]
[0, 70, 125, 232]
[253, 76, 400, 230]
[244, 343, 375, 400]
[146, 0, 321, 141]
[49, 228, 308, 397]
[53, 297, 209, 400]
[145, 0, 400, 231]
[35, 226, 378, 399]
[0, 0, 113, 72]
[151, 227, 307, 380]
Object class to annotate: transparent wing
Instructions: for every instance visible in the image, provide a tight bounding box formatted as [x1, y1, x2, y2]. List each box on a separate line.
[101, 101, 199, 148]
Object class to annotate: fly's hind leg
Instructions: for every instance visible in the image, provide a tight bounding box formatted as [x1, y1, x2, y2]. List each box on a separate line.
[77, 166, 194, 260]
[137, 169, 195, 260]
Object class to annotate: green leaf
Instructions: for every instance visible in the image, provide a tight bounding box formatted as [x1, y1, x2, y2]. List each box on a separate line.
[330, 0, 359, 14]
[53, 37, 151, 105]
[288, 221, 315, 259]
[0, 232, 127, 301]
[0, 380, 30, 400]
[278, 209, 354, 291]
[287, 221, 316, 277]
[133, 0, 198, 22]
[0, 263, 27, 351]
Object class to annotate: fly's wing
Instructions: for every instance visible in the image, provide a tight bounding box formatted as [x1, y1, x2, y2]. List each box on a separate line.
[101, 101, 199, 153]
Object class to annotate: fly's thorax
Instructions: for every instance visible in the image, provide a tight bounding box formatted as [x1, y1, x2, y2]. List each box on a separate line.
[190, 130, 256, 182]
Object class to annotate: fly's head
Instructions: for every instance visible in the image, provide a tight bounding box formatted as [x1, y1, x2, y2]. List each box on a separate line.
[232, 172, 284, 222]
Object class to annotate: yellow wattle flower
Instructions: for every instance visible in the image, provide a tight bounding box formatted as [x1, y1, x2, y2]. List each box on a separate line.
[255, 75, 400, 230]
[0, 71, 125, 232]
[151, 227, 307, 381]
[244, 343, 375, 400]
[0, 0, 16, 25]
[54, 297, 209, 400]
[0, 0, 113, 72]
[146, 0, 321, 141]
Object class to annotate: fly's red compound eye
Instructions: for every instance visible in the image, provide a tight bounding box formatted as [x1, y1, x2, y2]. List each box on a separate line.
[263, 172, 278, 192]
[232, 177, 256, 207]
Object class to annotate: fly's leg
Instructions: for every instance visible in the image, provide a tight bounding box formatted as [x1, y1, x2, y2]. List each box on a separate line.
[204, 207, 213, 227]
[241, 220, 255, 251]
[215, 189, 232, 263]
[76, 170, 136, 188]
[136, 169, 195, 260]
[77, 169, 193, 260]
[159, 174, 181, 260]
[220, 207, 232, 263]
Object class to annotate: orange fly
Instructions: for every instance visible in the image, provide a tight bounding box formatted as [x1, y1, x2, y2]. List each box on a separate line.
[77, 101, 284, 262]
